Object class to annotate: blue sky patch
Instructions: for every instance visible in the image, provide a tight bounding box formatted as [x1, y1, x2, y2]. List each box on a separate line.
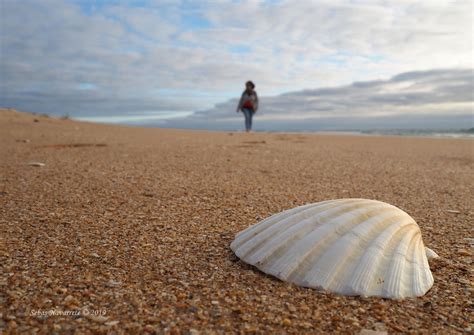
[77, 83, 98, 90]
[229, 45, 251, 54]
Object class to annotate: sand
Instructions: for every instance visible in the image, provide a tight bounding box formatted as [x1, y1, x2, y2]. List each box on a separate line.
[0, 108, 472, 334]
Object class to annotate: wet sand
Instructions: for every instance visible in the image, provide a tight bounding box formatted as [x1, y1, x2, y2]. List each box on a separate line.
[1, 108, 472, 333]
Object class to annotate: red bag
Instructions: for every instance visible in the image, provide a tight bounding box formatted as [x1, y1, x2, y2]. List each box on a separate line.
[242, 100, 253, 109]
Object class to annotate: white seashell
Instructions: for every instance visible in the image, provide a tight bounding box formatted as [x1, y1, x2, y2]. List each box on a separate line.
[230, 199, 436, 299]
[425, 247, 439, 259]
[28, 162, 45, 167]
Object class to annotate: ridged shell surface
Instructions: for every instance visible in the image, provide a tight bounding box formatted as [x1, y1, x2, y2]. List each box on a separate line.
[230, 199, 435, 299]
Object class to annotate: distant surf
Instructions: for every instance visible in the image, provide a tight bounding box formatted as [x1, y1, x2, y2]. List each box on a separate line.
[72, 115, 474, 139]
[357, 128, 474, 139]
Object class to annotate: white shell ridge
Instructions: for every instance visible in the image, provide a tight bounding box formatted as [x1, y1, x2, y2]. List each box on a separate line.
[230, 199, 436, 299]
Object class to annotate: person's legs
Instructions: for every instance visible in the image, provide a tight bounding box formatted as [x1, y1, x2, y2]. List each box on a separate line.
[243, 108, 252, 132]
[248, 110, 253, 130]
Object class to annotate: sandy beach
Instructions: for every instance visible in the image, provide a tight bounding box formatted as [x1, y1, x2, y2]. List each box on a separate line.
[1, 108, 472, 333]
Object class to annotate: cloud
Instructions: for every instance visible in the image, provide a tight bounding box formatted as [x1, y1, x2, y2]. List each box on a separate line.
[167, 68, 473, 130]
[0, 0, 472, 124]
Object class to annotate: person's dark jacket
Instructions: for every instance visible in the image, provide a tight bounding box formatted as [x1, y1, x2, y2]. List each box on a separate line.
[237, 90, 259, 113]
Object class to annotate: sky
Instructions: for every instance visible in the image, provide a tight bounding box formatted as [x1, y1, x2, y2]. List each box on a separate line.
[1, 0, 473, 130]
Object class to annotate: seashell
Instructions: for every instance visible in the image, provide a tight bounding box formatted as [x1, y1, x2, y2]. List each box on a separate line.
[28, 162, 45, 167]
[230, 199, 437, 299]
[425, 247, 439, 259]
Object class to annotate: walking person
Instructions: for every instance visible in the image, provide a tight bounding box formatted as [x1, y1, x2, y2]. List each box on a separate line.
[236, 81, 258, 132]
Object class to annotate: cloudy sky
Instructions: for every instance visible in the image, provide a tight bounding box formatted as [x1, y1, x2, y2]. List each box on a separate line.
[1, 0, 473, 130]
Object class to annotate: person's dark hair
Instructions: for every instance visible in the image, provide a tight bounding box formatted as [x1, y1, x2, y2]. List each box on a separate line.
[246, 81, 255, 89]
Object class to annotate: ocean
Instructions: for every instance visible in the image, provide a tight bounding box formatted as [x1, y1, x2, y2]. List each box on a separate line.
[72, 116, 474, 139]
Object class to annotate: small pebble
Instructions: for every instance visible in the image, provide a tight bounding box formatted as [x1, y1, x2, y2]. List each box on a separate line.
[359, 330, 387, 335]
[458, 249, 470, 256]
[446, 210, 461, 214]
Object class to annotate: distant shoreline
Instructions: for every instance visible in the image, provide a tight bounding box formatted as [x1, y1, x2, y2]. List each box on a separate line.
[77, 119, 474, 140]
[2, 108, 473, 139]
